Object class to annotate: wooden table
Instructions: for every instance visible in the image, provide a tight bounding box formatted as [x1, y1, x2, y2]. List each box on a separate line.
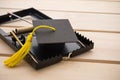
[0, 0, 120, 80]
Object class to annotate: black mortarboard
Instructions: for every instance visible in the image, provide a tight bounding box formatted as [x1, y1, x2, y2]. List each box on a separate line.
[33, 19, 78, 44]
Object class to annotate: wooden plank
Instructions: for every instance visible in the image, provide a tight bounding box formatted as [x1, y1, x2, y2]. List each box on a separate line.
[0, 57, 120, 80]
[0, 30, 120, 63]
[0, 9, 120, 32]
[71, 31, 120, 62]
[0, 0, 120, 14]
[42, 10, 120, 32]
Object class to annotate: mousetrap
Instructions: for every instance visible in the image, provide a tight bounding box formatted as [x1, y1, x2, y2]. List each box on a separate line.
[0, 8, 94, 69]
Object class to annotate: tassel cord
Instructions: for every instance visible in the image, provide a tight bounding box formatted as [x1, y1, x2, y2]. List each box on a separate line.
[4, 25, 56, 67]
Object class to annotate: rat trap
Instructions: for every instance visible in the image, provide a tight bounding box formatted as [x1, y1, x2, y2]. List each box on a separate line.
[0, 8, 94, 69]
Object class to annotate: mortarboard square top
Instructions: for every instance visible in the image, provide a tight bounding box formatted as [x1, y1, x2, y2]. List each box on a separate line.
[33, 19, 78, 44]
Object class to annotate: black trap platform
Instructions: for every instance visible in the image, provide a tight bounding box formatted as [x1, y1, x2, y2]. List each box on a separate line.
[0, 8, 94, 70]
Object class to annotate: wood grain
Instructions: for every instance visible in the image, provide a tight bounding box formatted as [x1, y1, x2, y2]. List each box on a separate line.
[0, 9, 120, 32]
[0, 0, 120, 80]
[0, 57, 120, 80]
[72, 31, 120, 62]
[0, 0, 120, 14]
[0, 30, 120, 63]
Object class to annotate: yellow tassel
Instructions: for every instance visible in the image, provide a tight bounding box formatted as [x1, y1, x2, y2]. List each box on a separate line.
[4, 25, 56, 67]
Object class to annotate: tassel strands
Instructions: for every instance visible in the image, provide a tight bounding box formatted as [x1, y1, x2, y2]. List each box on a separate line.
[4, 25, 56, 67]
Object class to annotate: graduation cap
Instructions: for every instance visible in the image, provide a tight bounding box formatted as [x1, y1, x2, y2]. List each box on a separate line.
[4, 19, 92, 68]
[33, 19, 79, 45]
[0, 8, 93, 69]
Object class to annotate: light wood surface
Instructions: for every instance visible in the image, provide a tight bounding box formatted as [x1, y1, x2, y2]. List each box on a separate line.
[0, 0, 120, 80]
[74, 32, 120, 61]
[0, 0, 120, 14]
[0, 8, 120, 32]
[0, 57, 120, 80]
[1, 30, 120, 63]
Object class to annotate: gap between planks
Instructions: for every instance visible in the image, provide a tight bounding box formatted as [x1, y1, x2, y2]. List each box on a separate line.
[63, 58, 120, 65]
[74, 29, 120, 34]
[0, 53, 120, 65]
